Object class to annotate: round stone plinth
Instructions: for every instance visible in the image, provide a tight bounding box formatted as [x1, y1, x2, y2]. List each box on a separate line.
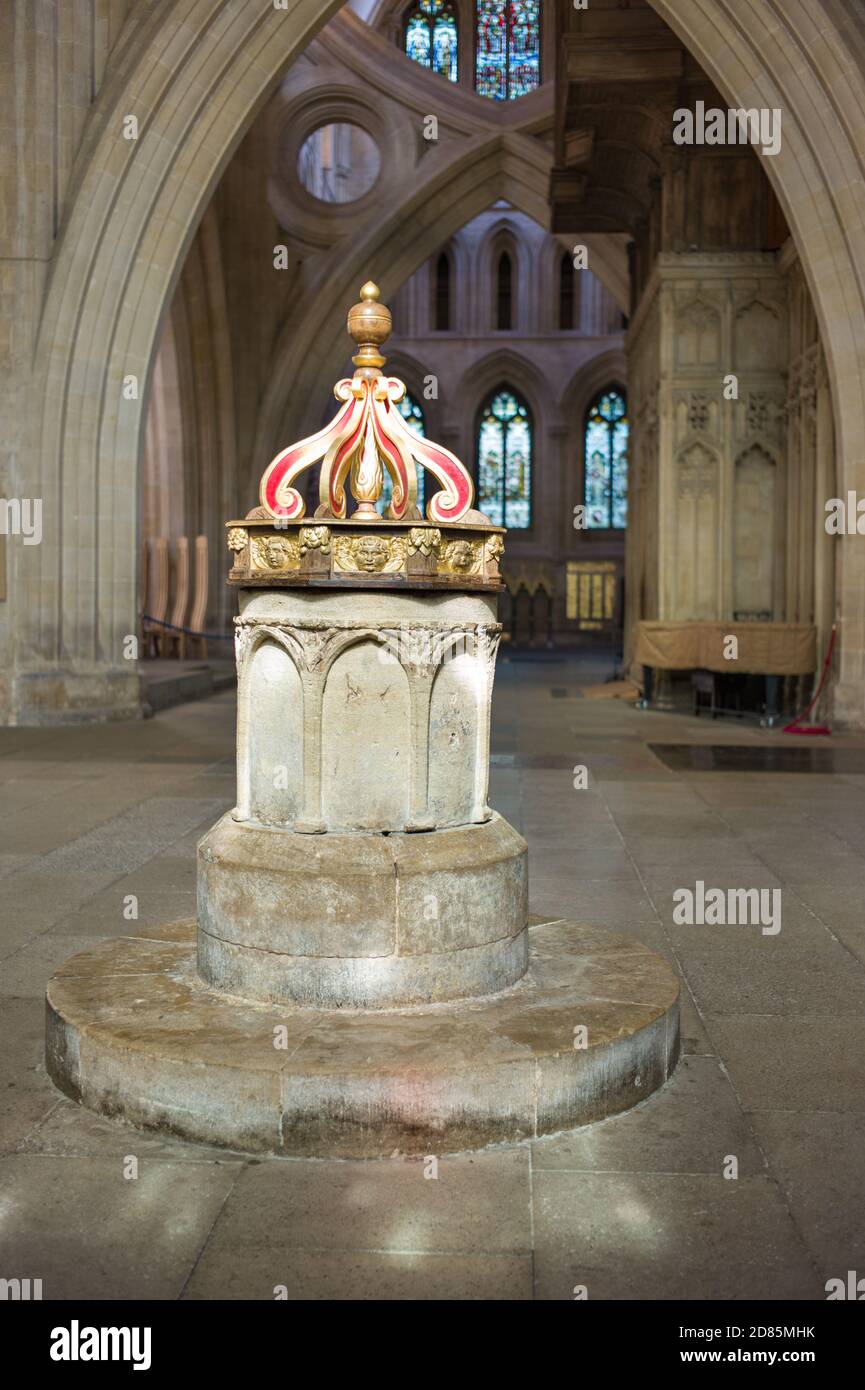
[197, 813, 528, 1009]
[46, 918, 680, 1158]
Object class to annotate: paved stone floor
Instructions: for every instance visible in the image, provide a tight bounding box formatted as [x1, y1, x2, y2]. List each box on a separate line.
[2, 653, 864, 1300]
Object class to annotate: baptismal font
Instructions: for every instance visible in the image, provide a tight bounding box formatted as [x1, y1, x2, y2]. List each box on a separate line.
[46, 284, 679, 1156]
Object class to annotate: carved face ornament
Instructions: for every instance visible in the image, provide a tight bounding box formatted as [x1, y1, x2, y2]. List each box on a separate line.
[353, 535, 390, 572]
[446, 539, 474, 571]
[263, 537, 292, 568]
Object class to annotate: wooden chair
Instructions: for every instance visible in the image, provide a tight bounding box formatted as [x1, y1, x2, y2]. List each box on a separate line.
[165, 536, 190, 659]
[145, 537, 169, 657]
[188, 535, 209, 659]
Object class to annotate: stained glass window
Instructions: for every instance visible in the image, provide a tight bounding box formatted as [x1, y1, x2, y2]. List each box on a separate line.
[378, 392, 426, 515]
[477, 387, 532, 529]
[405, 2, 458, 83]
[584, 388, 628, 529]
[476, 1, 540, 101]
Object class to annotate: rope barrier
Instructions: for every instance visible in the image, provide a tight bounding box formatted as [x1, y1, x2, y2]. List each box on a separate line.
[783, 624, 836, 736]
[143, 614, 233, 642]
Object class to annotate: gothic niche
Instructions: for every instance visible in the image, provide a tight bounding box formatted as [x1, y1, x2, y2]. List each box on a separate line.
[321, 638, 411, 830]
[428, 644, 480, 825]
[246, 638, 304, 826]
[733, 444, 777, 619]
[676, 443, 719, 620]
[735, 298, 782, 369]
[675, 296, 721, 368]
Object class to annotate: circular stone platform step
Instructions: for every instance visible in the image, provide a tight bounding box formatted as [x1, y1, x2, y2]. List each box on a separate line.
[46, 918, 680, 1159]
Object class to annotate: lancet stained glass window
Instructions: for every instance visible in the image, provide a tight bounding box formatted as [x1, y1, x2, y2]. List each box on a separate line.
[476, 1, 541, 101]
[405, 2, 458, 83]
[477, 388, 532, 529]
[584, 388, 628, 529]
[378, 392, 426, 514]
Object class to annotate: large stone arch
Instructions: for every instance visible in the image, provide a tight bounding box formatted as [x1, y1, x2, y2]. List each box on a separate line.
[16, 0, 348, 724]
[141, 199, 240, 636]
[255, 129, 554, 455]
[13, 0, 865, 728]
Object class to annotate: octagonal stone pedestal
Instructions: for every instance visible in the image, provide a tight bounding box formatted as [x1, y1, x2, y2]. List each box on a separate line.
[46, 916, 680, 1158]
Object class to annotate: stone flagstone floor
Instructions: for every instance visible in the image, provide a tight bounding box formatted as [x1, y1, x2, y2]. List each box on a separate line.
[2, 652, 865, 1300]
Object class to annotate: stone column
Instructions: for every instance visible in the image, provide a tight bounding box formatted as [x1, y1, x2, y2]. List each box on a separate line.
[814, 355, 836, 666]
[626, 251, 788, 645]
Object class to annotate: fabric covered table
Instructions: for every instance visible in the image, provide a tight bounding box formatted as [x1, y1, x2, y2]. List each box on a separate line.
[635, 621, 816, 674]
[635, 621, 818, 725]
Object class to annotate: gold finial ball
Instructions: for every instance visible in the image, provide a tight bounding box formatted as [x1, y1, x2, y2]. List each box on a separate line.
[347, 281, 391, 363]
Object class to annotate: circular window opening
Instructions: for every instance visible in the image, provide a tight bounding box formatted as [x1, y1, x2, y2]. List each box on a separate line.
[297, 123, 381, 204]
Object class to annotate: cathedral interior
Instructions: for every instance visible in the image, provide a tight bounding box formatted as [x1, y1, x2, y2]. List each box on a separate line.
[3, 0, 865, 1312]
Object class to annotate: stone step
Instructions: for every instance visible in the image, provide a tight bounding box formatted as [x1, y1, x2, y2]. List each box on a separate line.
[46, 917, 680, 1159]
[142, 660, 235, 713]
